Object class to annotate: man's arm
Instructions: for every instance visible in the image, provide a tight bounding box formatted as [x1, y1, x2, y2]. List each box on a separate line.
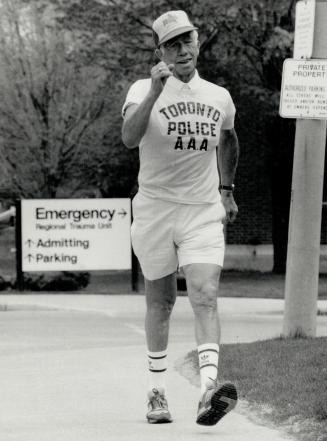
[122, 93, 158, 149]
[217, 128, 240, 223]
[121, 61, 174, 149]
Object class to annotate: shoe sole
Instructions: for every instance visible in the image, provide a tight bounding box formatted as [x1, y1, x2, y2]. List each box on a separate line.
[196, 382, 238, 426]
[147, 413, 173, 424]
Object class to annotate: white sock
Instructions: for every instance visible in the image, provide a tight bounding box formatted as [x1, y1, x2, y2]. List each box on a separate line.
[147, 350, 167, 392]
[198, 343, 219, 394]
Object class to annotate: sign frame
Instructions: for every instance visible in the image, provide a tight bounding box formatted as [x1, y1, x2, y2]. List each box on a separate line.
[20, 198, 132, 272]
[279, 58, 327, 120]
[15, 198, 138, 292]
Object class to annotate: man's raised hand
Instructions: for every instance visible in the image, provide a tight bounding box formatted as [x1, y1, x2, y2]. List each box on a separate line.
[150, 62, 174, 97]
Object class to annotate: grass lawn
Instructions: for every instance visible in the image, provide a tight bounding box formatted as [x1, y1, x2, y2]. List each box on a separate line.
[219, 270, 327, 300]
[176, 337, 327, 441]
[79, 269, 327, 299]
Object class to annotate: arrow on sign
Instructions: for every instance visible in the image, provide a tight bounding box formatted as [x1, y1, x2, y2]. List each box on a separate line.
[25, 254, 34, 262]
[118, 209, 127, 218]
[25, 239, 35, 247]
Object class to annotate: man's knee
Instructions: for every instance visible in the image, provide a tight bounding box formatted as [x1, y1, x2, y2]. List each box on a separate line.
[187, 278, 218, 312]
[145, 274, 177, 317]
[147, 293, 176, 314]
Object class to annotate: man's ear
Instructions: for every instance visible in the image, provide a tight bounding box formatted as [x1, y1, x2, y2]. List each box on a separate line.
[154, 48, 163, 60]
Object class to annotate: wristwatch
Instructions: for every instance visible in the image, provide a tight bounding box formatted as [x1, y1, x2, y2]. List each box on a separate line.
[219, 184, 235, 191]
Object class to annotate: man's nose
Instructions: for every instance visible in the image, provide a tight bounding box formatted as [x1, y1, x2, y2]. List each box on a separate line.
[177, 42, 188, 54]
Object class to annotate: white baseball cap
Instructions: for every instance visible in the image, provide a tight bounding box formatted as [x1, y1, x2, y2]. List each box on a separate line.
[152, 10, 197, 46]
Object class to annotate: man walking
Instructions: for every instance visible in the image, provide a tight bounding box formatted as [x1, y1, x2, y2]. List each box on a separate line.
[122, 10, 239, 426]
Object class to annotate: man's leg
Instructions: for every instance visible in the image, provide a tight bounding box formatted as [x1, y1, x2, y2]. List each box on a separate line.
[144, 272, 177, 423]
[182, 263, 237, 426]
[183, 263, 221, 391]
[182, 263, 221, 346]
[145, 272, 177, 352]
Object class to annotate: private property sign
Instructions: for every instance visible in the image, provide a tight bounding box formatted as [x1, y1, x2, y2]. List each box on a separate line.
[279, 59, 327, 119]
[20, 199, 131, 271]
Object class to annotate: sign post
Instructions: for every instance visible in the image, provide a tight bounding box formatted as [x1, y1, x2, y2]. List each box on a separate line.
[15, 200, 24, 291]
[280, 0, 327, 337]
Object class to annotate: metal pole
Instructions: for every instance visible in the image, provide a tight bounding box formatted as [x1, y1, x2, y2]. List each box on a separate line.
[15, 199, 24, 292]
[130, 198, 139, 292]
[283, 0, 327, 337]
[283, 120, 326, 336]
[131, 249, 139, 292]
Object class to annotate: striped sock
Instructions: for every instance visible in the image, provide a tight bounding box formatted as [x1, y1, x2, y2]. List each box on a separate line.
[198, 343, 219, 394]
[147, 350, 167, 392]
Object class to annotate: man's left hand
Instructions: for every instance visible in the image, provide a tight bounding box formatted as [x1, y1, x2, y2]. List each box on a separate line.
[221, 191, 238, 223]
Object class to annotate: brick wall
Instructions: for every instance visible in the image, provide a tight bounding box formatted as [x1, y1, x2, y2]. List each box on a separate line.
[225, 93, 273, 244]
[224, 94, 327, 245]
[226, 155, 273, 244]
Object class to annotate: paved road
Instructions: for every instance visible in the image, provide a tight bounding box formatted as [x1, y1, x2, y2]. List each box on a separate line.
[1, 295, 326, 441]
[2, 294, 326, 344]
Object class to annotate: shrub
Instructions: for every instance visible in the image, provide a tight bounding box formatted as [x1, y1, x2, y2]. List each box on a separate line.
[15, 271, 90, 291]
[0, 275, 12, 291]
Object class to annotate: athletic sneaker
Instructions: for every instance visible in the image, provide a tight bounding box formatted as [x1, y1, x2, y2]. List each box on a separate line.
[146, 388, 172, 424]
[196, 381, 238, 426]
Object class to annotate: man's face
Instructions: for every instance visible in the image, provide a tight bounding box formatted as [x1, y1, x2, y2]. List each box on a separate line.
[160, 31, 200, 80]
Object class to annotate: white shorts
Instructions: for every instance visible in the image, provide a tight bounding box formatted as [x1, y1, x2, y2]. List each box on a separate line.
[131, 193, 226, 281]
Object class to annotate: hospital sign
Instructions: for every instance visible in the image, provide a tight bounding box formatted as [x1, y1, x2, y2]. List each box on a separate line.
[20, 198, 131, 272]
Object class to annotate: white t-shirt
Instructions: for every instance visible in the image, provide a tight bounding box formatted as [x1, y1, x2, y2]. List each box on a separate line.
[122, 70, 236, 204]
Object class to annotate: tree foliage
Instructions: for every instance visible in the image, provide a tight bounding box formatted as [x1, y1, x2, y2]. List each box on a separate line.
[0, 0, 299, 271]
[55, 0, 295, 95]
[0, 0, 113, 198]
